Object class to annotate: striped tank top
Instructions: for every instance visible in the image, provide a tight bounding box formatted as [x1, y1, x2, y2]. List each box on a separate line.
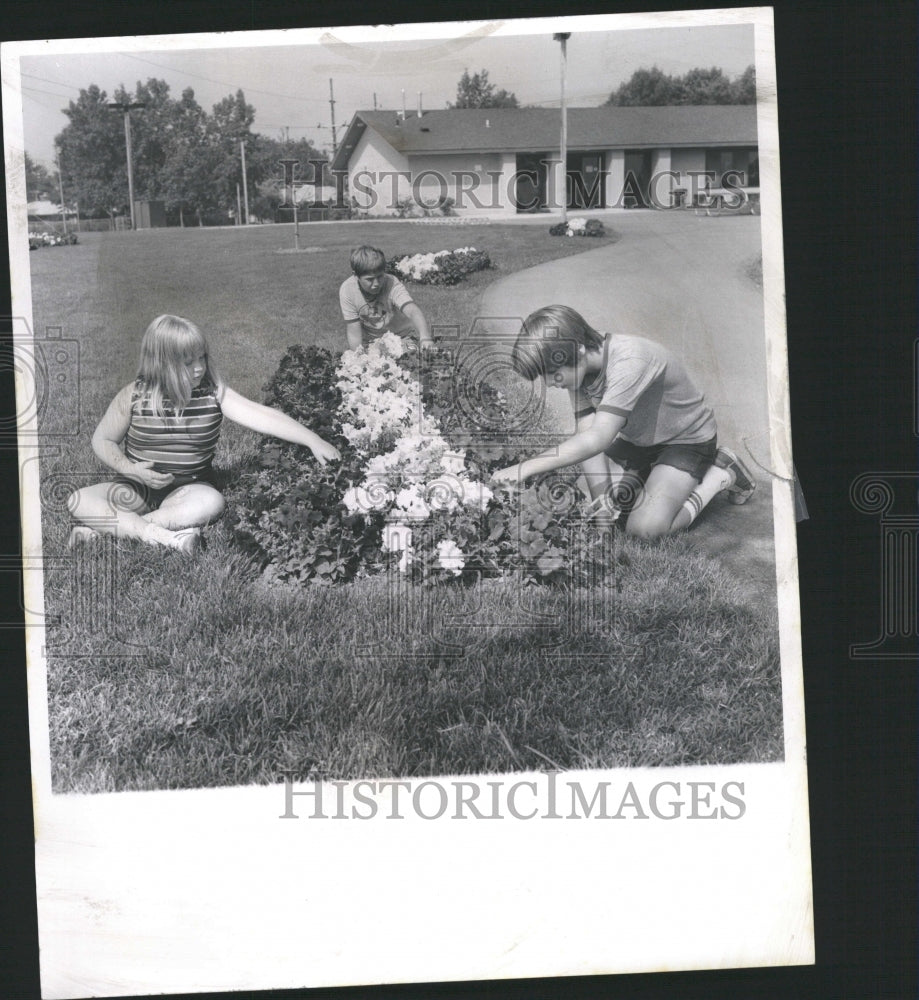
[124, 378, 223, 483]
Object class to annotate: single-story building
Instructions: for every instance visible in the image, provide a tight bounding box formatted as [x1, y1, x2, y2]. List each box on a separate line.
[27, 199, 74, 220]
[330, 106, 759, 216]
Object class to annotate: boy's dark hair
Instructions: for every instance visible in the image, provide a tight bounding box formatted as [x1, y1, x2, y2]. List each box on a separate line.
[350, 245, 386, 275]
[510, 305, 605, 380]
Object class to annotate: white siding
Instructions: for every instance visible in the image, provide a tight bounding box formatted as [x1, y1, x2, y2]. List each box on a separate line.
[348, 129, 410, 214]
[605, 149, 626, 208]
[407, 152, 506, 214]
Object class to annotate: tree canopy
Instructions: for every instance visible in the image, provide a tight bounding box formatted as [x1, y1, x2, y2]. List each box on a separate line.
[604, 64, 756, 106]
[52, 78, 327, 221]
[25, 154, 58, 203]
[448, 69, 519, 109]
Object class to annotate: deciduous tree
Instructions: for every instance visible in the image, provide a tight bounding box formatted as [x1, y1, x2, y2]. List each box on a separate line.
[448, 69, 519, 109]
[24, 153, 57, 202]
[605, 64, 756, 106]
[56, 85, 126, 215]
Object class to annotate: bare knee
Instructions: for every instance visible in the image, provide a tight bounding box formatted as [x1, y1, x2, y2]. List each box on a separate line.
[68, 484, 116, 520]
[67, 487, 85, 517]
[151, 484, 225, 528]
[624, 508, 673, 541]
[202, 490, 226, 522]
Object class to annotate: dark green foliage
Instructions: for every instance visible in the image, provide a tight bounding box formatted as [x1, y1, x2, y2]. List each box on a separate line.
[260, 344, 344, 445]
[226, 344, 383, 584]
[399, 345, 531, 469]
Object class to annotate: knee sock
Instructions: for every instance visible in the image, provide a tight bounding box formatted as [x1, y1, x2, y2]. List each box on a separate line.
[676, 463, 734, 529]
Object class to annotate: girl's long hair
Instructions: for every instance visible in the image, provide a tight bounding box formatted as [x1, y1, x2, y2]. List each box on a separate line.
[510, 304, 605, 380]
[135, 315, 221, 415]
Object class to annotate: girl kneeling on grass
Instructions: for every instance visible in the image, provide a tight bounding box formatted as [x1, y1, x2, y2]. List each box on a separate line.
[68, 314, 341, 555]
[491, 305, 755, 539]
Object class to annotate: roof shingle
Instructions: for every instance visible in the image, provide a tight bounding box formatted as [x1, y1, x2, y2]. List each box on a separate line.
[333, 106, 758, 170]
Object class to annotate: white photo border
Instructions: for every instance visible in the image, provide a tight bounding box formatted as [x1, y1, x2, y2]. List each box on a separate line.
[2, 8, 813, 997]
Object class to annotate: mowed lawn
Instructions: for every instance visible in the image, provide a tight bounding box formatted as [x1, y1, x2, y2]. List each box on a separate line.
[28, 221, 783, 792]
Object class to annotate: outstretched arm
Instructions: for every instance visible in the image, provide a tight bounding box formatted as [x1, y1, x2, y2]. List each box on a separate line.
[219, 387, 341, 464]
[344, 319, 364, 352]
[492, 409, 625, 486]
[402, 302, 433, 346]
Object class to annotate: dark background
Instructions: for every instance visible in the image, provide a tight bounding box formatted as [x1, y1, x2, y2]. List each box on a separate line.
[2, 2, 915, 998]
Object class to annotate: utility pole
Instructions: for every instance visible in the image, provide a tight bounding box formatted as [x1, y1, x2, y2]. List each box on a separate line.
[240, 139, 250, 225]
[553, 33, 571, 224]
[107, 101, 145, 229]
[55, 146, 67, 235]
[329, 79, 338, 157]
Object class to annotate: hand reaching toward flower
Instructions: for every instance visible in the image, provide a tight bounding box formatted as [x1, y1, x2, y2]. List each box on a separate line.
[491, 465, 523, 489]
[219, 387, 341, 464]
[311, 439, 341, 465]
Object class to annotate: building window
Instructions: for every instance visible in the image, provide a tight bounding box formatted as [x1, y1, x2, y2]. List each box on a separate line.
[705, 147, 759, 187]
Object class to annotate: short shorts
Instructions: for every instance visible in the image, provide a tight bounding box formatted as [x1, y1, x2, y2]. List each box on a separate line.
[605, 436, 718, 484]
[110, 471, 219, 513]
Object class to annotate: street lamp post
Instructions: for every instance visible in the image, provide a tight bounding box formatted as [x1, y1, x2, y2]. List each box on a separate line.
[239, 139, 250, 225]
[279, 158, 301, 250]
[107, 101, 145, 229]
[554, 32, 571, 225]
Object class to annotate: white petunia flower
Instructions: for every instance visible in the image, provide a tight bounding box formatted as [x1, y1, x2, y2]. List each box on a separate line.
[441, 450, 467, 475]
[342, 483, 393, 514]
[393, 484, 431, 520]
[460, 479, 493, 510]
[425, 476, 463, 513]
[436, 539, 464, 575]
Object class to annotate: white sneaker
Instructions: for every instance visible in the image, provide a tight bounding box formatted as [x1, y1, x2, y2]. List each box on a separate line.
[714, 447, 757, 505]
[170, 527, 202, 556]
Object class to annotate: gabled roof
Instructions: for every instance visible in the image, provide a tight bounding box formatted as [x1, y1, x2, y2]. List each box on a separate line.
[332, 106, 758, 171]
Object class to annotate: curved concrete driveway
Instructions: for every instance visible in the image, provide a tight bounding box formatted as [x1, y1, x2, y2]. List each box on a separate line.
[478, 211, 777, 599]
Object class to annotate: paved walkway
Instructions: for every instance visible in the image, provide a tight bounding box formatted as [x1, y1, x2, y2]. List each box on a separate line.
[478, 210, 778, 600]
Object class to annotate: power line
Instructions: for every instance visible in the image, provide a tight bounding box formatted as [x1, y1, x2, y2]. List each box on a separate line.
[118, 52, 330, 103]
[20, 85, 74, 102]
[20, 71, 81, 93]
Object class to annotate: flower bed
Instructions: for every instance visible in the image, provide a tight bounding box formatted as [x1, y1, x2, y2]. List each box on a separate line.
[387, 247, 492, 285]
[227, 334, 617, 587]
[548, 217, 605, 238]
[29, 231, 79, 250]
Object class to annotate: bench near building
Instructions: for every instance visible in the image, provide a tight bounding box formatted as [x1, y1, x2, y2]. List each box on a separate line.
[330, 105, 759, 217]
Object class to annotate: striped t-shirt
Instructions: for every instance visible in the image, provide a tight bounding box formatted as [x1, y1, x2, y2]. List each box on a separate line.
[124, 378, 223, 483]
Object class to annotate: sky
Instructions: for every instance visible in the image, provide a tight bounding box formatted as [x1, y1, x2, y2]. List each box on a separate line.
[14, 17, 756, 167]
